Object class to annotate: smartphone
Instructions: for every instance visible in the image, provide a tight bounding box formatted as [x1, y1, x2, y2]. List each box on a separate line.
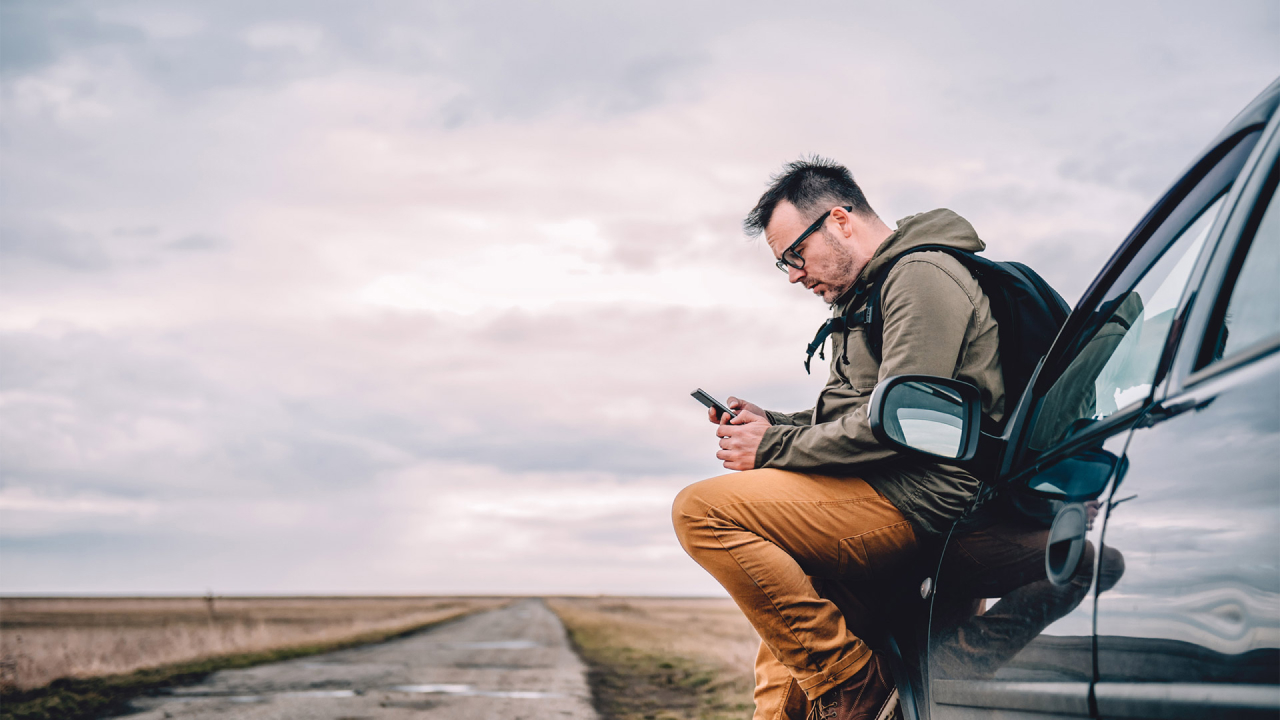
[691, 388, 738, 420]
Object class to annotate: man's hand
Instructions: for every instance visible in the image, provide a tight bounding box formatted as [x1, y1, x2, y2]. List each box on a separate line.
[715, 409, 770, 471]
[704, 396, 766, 424]
[1085, 500, 1101, 531]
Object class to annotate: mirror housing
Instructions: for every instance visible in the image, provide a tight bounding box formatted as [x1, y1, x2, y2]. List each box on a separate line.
[869, 375, 983, 462]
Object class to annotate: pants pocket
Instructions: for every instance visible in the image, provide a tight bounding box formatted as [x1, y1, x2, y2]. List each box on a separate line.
[838, 521, 918, 584]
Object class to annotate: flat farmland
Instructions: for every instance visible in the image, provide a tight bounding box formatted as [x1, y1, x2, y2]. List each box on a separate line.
[0, 595, 505, 692]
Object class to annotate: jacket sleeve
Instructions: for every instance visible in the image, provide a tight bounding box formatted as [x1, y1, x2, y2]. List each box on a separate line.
[766, 408, 815, 426]
[754, 258, 977, 471]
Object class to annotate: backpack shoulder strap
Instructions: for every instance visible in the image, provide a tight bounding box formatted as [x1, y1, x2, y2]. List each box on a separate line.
[855, 244, 965, 361]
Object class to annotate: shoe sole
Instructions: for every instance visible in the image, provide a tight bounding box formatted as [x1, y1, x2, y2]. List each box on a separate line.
[874, 687, 900, 720]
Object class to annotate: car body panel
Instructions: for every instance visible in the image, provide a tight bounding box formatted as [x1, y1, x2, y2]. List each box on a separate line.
[914, 78, 1280, 719]
[1091, 97, 1280, 720]
[926, 432, 1125, 719]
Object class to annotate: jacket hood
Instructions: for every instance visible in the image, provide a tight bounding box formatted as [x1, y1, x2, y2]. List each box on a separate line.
[837, 208, 985, 311]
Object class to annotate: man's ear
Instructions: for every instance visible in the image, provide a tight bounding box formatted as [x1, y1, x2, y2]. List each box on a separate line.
[831, 206, 858, 240]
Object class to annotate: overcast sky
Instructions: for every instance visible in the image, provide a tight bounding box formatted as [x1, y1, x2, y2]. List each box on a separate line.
[1, 0, 1276, 595]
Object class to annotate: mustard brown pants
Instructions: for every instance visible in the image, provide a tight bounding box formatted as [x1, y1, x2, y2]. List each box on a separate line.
[671, 469, 919, 719]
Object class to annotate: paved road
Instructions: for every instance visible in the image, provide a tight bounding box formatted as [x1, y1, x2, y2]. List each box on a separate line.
[120, 598, 599, 720]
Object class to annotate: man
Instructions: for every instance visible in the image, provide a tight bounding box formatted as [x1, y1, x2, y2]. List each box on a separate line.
[672, 158, 1004, 720]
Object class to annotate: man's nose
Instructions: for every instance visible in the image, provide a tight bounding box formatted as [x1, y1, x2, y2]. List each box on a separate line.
[787, 265, 805, 284]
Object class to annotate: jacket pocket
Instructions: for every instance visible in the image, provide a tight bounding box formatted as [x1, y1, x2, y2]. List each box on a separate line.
[838, 521, 918, 584]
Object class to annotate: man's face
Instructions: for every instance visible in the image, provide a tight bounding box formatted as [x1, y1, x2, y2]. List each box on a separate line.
[765, 202, 859, 304]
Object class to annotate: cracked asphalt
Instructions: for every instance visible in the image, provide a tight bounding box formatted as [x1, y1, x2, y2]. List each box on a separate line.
[116, 598, 599, 720]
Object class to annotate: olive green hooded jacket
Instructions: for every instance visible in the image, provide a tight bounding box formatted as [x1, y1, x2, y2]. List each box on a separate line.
[756, 209, 1005, 536]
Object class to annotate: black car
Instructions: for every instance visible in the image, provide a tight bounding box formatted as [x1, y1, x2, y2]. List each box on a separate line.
[868, 78, 1280, 719]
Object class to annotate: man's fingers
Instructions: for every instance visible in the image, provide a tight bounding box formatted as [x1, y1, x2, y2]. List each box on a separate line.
[714, 412, 757, 471]
[727, 396, 742, 409]
[716, 451, 747, 471]
[730, 409, 763, 425]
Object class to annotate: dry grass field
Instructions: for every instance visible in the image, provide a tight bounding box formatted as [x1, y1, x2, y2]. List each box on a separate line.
[548, 596, 760, 720]
[0, 595, 505, 692]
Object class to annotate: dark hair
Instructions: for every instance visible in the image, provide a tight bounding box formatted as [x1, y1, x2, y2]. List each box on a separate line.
[743, 156, 875, 236]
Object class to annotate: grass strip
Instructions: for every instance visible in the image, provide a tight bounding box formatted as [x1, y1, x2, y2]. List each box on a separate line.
[555, 613, 753, 720]
[0, 610, 477, 720]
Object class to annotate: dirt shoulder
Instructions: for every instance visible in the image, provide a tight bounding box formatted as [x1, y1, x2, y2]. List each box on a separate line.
[546, 597, 759, 720]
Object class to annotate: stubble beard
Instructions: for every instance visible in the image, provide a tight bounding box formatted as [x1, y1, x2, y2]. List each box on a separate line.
[819, 228, 858, 306]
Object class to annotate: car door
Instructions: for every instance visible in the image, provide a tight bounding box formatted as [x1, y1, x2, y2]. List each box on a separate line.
[1092, 106, 1280, 720]
[924, 103, 1270, 720]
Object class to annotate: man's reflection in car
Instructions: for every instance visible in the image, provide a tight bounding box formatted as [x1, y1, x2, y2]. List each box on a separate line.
[922, 286, 1149, 681]
[930, 508, 1125, 680]
[1030, 292, 1145, 451]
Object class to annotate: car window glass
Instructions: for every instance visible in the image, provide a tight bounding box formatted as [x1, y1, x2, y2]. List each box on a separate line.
[1204, 168, 1280, 364]
[1027, 194, 1225, 453]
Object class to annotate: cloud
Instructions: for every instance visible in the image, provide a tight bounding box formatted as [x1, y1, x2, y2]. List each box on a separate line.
[165, 234, 225, 251]
[0, 218, 111, 269]
[0, 0, 145, 76]
[0, 0, 1275, 593]
[2, 0, 721, 119]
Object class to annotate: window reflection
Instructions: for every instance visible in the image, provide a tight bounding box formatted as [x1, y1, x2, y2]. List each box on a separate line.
[1028, 195, 1225, 452]
[1209, 167, 1280, 363]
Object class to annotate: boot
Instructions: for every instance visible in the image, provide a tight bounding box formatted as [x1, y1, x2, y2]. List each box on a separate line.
[806, 653, 899, 720]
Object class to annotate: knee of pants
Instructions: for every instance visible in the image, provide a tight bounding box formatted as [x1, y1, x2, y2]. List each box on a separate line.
[1072, 541, 1124, 593]
[670, 474, 732, 554]
[671, 484, 696, 552]
[1097, 544, 1125, 593]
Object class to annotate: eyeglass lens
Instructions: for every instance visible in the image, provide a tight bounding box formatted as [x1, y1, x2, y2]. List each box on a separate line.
[778, 249, 804, 271]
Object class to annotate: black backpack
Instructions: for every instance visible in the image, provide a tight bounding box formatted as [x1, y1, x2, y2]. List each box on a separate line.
[805, 245, 1071, 429]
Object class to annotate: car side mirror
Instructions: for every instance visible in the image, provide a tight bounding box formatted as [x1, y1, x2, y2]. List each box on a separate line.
[869, 375, 983, 462]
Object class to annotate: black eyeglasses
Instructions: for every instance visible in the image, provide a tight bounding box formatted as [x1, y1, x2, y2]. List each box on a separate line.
[775, 206, 852, 272]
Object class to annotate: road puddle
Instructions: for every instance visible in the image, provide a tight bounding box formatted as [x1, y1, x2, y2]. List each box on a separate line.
[157, 689, 358, 704]
[393, 684, 562, 699]
[449, 640, 540, 649]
